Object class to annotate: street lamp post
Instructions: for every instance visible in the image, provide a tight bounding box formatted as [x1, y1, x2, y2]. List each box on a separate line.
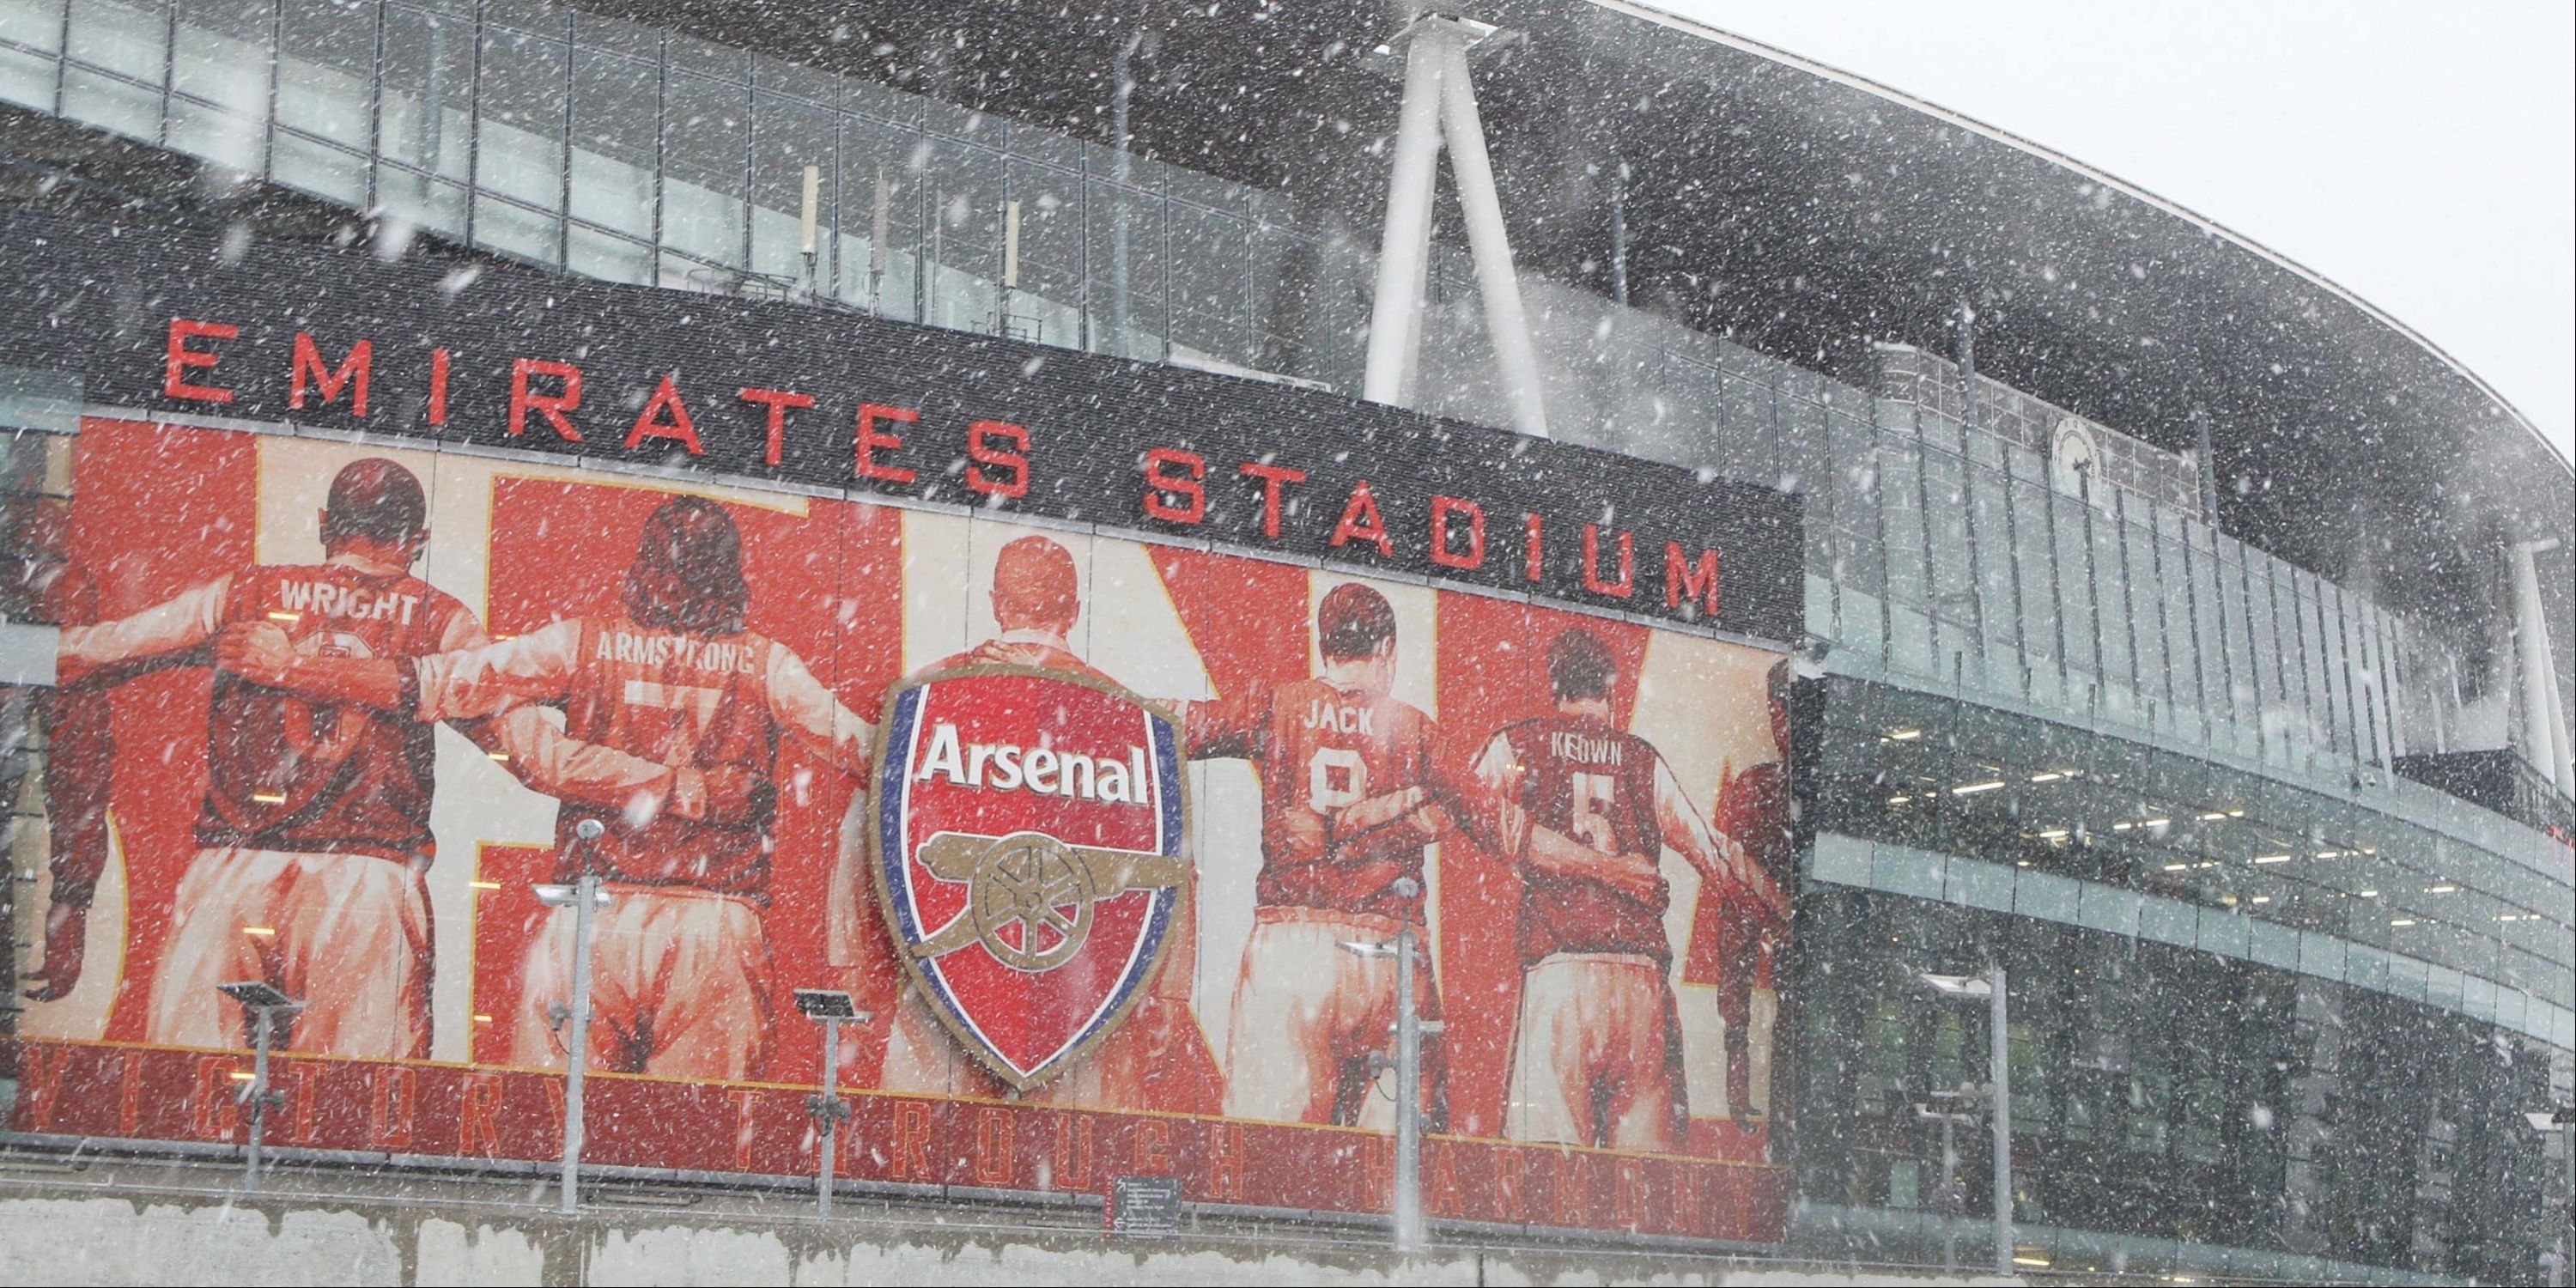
[1340, 875, 1440, 1255]
[536, 816, 610, 1215]
[1920, 966, 2013, 1273]
[215, 981, 301, 1194]
[793, 988, 872, 1218]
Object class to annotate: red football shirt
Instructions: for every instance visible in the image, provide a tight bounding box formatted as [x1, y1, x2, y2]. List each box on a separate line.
[1478, 714, 1674, 967]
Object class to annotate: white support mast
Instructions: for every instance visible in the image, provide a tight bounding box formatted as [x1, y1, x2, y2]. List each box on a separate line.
[1362, 14, 1549, 440]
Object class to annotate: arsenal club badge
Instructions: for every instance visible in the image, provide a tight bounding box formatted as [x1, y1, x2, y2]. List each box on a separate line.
[870, 665, 1189, 1091]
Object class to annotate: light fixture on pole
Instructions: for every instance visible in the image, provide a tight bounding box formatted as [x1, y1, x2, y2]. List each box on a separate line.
[1339, 875, 1440, 1255]
[793, 988, 872, 1218]
[535, 816, 610, 1215]
[216, 980, 301, 1194]
[1918, 967, 2013, 1274]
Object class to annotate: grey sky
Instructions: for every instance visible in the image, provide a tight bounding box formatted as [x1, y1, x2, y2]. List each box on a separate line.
[1657, 1, 2576, 465]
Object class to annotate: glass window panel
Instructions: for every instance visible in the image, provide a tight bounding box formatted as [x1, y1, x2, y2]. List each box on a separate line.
[1970, 462, 2020, 694]
[380, 3, 469, 181]
[474, 27, 564, 210]
[835, 116, 923, 320]
[2, 0, 66, 52]
[660, 28, 739, 81]
[2090, 506, 2132, 723]
[67, 0, 163, 81]
[61, 64, 160, 137]
[1249, 220, 1364, 392]
[271, 129, 361, 203]
[1084, 177, 1163, 361]
[375, 168, 462, 237]
[920, 139, 1002, 333]
[748, 89, 835, 286]
[480, 0, 555, 35]
[472, 192, 557, 266]
[275, 0, 371, 148]
[2124, 509, 2167, 730]
[0, 46, 54, 109]
[2052, 490, 2097, 705]
[566, 225, 649, 283]
[173, 0, 267, 115]
[660, 70, 746, 267]
[1000, 159, 1084, 350]
[568, 47, 653, 238]
[1167, 200, 1252, 368]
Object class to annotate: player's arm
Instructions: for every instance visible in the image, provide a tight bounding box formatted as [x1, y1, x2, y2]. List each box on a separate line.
[55, 576, 230, 683]
[1175, 683, 1270, 761]
[489, 706, 762, 823]
[1457, 732, 1661, 904]
[1654, 756, 1789, 918]
[764, 643, 875, 777]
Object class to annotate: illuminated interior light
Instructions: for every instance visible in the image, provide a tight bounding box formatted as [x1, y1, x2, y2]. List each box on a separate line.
[2253, 854, 2293, 864]
[2143, 817, 2171, 828]
[1952, 781, 2006, 795]
[2390, 918, 2416, 927]
[2016, 860, 2032, 867]
[2251, 896, 2271, 904]
[251, 793, 288, 804]
[2029, 772, 2066, 783]
[469, 879, 501, 891]
[2014, 1257, 2053, 1268]
[228, 1071, 256, 1081]
[2038, 829, 2070, 840]
[264, 611, 301, 623]
[2227, 809, 2245, 817]
[2358, 890, 2380, 898]
[2424, 884, 2458, 894]
[242, 927, 276, 938]
[473, 1014, 494, 1024]
[2162, 862, 2190, 872]
[488, 751, 511, 762]
[2198, 811, 2231, 822]
[2196, 860, 2217, 869]
[1884, 727, 1923, 741]
[1886, 795, 1912, 805]
[2314, 849, 2341, 859]
[2112, 821, 2135, 831]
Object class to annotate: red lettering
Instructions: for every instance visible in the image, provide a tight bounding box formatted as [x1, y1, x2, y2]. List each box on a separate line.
[1583, 525, 1635, 598]
[1330, 478, 1394, 556]
[163, 318, 236, 404]
[730, 1090, 761, 1171]
[621, 373, 702, 454]
[1201, 1123, 1243, 1201]
[508, 358, 584, 440]
[894, 1101, 933, 1179]
[1143, 448, 1206, 524]
[1052, 1115, 1097, 1189]
[974, 1108, 1014, 1185]
[370, 1065, 417, 1149]
[459, 1074, 504, 1157]
[289, 332, 372, 416]
[1238, 461, 1305, 538]
[1429, 494, 1484, 569]
[118, 1051, 143, 1136]
[738, 386, 812, 467]
[856, 403, 918, 484]
[15, 1044, 68, 1132]
[1664, 542, 1720, 617]
[1523, 513, 1545, 583]
[428, 348, 450, 426]
[190, 1055, 243, 1140]
[286, 1063, 322, 1142]
[966, 421, 1030, 499]
[1133, 1119, 1173, 1174]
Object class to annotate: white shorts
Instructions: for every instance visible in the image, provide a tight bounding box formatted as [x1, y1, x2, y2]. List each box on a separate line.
[1222, 907, 1434, 1130]
[512, 884, 772, 1081]
[144, 846, 431, 1059]
[1505, 952, 1680, 1151]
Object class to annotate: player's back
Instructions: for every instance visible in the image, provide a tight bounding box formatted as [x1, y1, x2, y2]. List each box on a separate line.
[556, 617, 785, 895]
[1494, 714, 1670, 965]
[1245, 675, 1437, 920]
[199, 561, 470, 862]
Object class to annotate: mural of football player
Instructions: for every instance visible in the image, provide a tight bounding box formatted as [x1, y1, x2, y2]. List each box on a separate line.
[1683, 656, 1797, 1128]
[1469, 627, 1790, 1151]
[236, 494, 873, 1078]
[10, 493, 115, 1007]
[875, 532, 1221, 1112]
[49, 459, 480, 1057]
[1175, 580, 1449, 1128]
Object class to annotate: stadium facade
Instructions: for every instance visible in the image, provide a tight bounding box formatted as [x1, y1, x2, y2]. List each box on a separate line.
[0, 1, 2568, 1283]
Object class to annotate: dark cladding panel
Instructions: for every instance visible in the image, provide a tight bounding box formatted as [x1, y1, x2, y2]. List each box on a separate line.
[3, 215, 1804, 647]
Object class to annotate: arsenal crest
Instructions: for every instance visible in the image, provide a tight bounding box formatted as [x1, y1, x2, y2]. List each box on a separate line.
[870, 665, 1188, 1091]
